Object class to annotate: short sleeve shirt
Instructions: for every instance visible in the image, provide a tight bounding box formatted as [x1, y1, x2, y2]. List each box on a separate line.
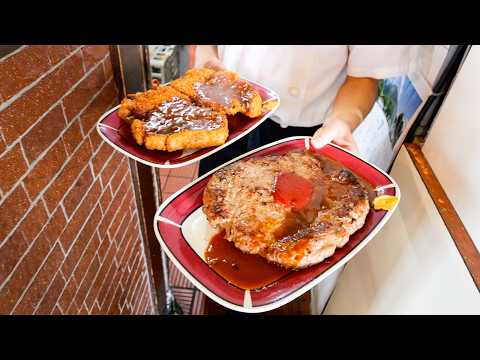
[218, 45, 411, 127]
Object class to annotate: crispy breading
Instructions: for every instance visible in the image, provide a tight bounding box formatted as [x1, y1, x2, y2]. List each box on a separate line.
[194, 72, 263, 118]
[129, 98, 229, 152]
[169, 68, 216, 98]
[165, 119, 229, 152]
[131, 119, 228, 152]
[118, 86, 189, 123]
[131, 119, 146, 146]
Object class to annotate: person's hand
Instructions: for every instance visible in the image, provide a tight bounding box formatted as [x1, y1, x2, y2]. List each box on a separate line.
[204, 59, 226, 71]
[311, 117, 360, 153]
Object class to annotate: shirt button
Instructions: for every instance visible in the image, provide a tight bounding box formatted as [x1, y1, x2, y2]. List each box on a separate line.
[288, 86, 300, 97]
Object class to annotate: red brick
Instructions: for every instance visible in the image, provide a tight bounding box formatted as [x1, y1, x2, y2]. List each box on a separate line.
[23, 140, 67, 199]
[101, 152, 123, 188]
[74, 256, 100, 306]
[108, 281, 123, 314]
[89, 128, 103, 151]
[130, 276, 147, 313]
[46, 45, 79, 65]
[12, 244, 64, 314]
[63, 65, 106, 122]
[96, 255, 118, 307]
[21, 105, 66, 163]
[101, 268, 123, 313]
[57, 273, 78, 312]
[65, 298, 81, 315]
[72, 232, 100, 285]
[34, 270, 66, 315]
[126, 260, 144, 306]
[108, 196, 131, 241]
[0, 46, 51, 101]
[0, 185, 30, 241]
[78, 303, 89, 315]
[97, 232, 111, 260]
[79, 81, 117, 134]
[110, 159, 129, 192]
[52, 305, 63, 315]
[82, 46, 109, 71]
[90, 301, 101, 315]
[99, 185, 113, 214]
[116, 218, 135, 262]
[103, 55, 113, 80]
[122, 252, 140, 300]
[43, 140, 92, 213]
[0, 233, 51, 314]
[0, 143, 28, 193]
[58, 181, 101, 252]
[118, 252, 138, 308]
[98, 178, 128, 239]
[92, 142, 113, 175]
[17, 199, 49, 243]
[138, 289, 151, 315]
[62, 119, 83, 155]
[132, 280, 148, 314]
[85, 241, 116, 310]
[0, 52, 84, 145]
[62, 166, 93, 216]
[118, 234, 137, 270]
[0, 230, 29, 285]
[42, 206, 67, 245]
[0, 132, 6, 154]
[60, 203, 102, 276]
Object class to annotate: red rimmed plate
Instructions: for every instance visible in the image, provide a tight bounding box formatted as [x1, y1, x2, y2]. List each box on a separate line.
[154, 136, 401, 313]
[96, 79, 280, 169]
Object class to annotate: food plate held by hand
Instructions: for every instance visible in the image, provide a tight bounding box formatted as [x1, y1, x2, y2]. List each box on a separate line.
[96, 68, 280, 168]
[154, 136, 400, 313]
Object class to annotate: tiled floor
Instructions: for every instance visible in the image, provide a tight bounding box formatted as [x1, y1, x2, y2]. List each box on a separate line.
[159, 162, 199, 200]
[158, 162, 205, 314]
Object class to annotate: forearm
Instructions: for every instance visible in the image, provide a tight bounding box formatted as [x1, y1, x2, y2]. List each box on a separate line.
[329, 76, 378, 130]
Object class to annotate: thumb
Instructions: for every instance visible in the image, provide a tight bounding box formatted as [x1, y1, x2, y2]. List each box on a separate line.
[311, 123, 338, 149]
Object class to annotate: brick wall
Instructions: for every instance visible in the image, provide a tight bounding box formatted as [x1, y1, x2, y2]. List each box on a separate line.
[0, 45, 154, 315]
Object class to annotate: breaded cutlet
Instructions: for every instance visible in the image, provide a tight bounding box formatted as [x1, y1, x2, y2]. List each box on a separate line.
[169, 68, 217, 99]
[130, 97, 228, 152]
[118, 86, 189, 123]
[193, 71, 263, 118]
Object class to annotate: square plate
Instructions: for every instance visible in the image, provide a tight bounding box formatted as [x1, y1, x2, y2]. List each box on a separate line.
[96, 79, 280, 169]
[154, 136, 401, 313]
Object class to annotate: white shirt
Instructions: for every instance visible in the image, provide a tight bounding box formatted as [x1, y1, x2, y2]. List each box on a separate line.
[218, 45, 411, 128]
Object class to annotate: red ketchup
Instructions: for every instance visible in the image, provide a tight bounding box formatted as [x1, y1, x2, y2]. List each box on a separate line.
[273, 172, 314, 210]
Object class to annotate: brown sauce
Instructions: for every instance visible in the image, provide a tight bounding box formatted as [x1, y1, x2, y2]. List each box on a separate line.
[205, 231, 290, 290]
[195, 75, 254, 108]
[269, 153, 374, 249]
[205, 151, 375, 278]
[143, 97, 224, 134]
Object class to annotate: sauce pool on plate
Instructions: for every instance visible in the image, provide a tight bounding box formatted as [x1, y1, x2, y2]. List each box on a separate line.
[205, 232, 290, 290]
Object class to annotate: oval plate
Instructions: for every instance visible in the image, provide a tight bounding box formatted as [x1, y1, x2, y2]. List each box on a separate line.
[154, 136, 401, 313]
[96, 79, 280, 169]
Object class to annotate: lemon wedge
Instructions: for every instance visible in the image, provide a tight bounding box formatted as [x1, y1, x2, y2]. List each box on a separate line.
[373, 195, 399, 211]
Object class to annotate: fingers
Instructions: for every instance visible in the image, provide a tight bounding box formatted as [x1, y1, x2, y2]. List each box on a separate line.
[311, 119, 360, 153]
[204, 59, 226, 71]
[311, 122, 338, 149]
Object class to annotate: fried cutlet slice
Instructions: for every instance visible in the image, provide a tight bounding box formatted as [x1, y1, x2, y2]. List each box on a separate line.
[169, 68, 216, 99]
[118, 86, 189, 123]
[194, 71, 263, 118]
[130, 97, 228, 152]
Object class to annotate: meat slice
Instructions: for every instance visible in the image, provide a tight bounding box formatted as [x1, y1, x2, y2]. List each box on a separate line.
[202, 151, 370, 269]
